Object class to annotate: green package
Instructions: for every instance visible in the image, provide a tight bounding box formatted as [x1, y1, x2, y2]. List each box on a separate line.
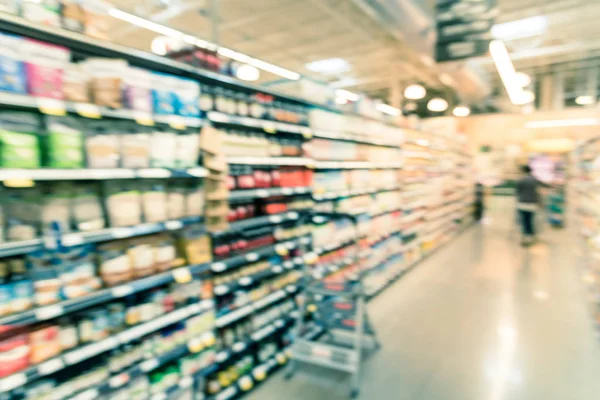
[43, 116, 84, 168]
[0, 111, 40, 168]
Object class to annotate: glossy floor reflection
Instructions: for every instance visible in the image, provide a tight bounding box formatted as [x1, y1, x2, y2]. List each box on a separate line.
[249, 199, 600, 400]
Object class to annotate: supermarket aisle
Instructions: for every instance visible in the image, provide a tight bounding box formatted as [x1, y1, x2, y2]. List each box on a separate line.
[250, 198, 600, 400]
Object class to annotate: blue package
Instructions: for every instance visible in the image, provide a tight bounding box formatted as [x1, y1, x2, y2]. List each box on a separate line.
[0, 32, 27, 94]
[152, 72, 177, 115]
[11, 280, 34, 313]
[173, 77, 200, 117]
[0, 284, 11, 316]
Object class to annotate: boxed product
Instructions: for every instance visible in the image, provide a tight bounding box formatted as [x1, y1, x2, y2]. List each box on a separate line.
[85, 121, 120, 168]
[29, 325, 61, 364]
[152, 73, 178, 115]
[0, 32, 27, 94]
[173, 77, 200, 117]
[176, 224, 212, 265]
[22, 0, 61, 28]
[0, 111, 41, 168]
[61, 0, 85, 32]
[57, 245, 99, 298]
[81, 58, 128, 108]
[122, 67, 153, 113]
[120, 123, 150, 168]
[22, 39, 70, 99]
[63, 63, 90, 103]
[149, 128, 177, 168]
[97, 241, 132, 286]
[43, 116, 85, 168]
[141, 181, 168, 223]
[103, 181, 142, 227]
[175, 130, 200, 168]
[40, 183, 71, 233]
[72, 183, 105, 231]
[81, 0, 111, 40]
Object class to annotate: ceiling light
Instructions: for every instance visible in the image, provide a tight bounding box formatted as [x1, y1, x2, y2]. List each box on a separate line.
[576, 95, 595, 105]
[452, 105, 470, 117]
[427, 98, 448, 112]
[305, 58, 350, 75]
[235, 64, 260, 81]
[377, 103, 401, 116]
[515, 72, 531, 87]
[404, 84, 426, 100]
[492, 16, 548, 41]
[335, 89, 360, 101]
[525, 118, 600, 128]
[108, 8, 300, 81]
[518, 90, 535, 104]
[489, 40, 528, 105]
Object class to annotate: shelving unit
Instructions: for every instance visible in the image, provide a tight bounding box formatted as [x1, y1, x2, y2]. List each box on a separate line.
[0, 12, 474, 400]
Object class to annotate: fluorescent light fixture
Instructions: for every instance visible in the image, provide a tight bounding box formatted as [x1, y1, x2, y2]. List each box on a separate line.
[519, 90, 535, 104]
[335, 89, 360, 101]
[305, 58, 350, 75]
[489, 40, 528, 105]
[515, 72, 531, 87]
[404, 84, 426, 100]
[377, 103, 401, 116]
[492, 16, 547, 41]
[151, 36, 168, 55]
[576, 95, 595, 105]
[525, 118, 600, 128]
[108, 8, 300, 81]
[235, 64, 260, 81]
[452, 105, 471, 117]
[427, 98, 448, 112]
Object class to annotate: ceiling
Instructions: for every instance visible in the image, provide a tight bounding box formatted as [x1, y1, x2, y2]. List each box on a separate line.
[105, 0, 600, 114]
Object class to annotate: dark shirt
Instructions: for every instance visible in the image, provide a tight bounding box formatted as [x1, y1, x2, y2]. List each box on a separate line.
[516, 175, 549, 204]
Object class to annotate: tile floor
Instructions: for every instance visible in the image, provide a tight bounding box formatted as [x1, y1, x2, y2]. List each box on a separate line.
[249, 198, 600, 400]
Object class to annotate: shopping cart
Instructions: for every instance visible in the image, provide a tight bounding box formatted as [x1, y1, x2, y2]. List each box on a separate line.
[286, 212, 380, 399]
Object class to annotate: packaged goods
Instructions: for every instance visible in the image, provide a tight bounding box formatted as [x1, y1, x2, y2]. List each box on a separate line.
[11, 279, 34, 313]
[57, 245, 99, 299]
[86, 121, 120, 168]
[40, 183, 71, 233]
[81, 58, 128, 108]
[176, 130, 200, 168]
[103, 181, 142, 227]
[153, 234, 177, 271]
[28, 250, 61, 306]
[0, 334, 29, 378]
[81, 1, 111, 40]
[149, 128, 177, 168]
[22, 0, 61, 28]
[167, 182, 186, 220]
[63, 63, 90, 102]
[120, 123, 151, 168]
[97, 242, 132, 286]
[61, 0, 85, 32]
[43, 116, 85, 168]
[177, 224, 212, 264]
[29, 325, 61, 364]
[185, 182, 204, 217]
[141, 181, 168, 223]
[72, 183, 105, 231]
[0, 33, 27, 94]
[122, 67, 153, 113]
[128, 239, 155, 278]
[5, 188, 41, 241]
[152, 73, 177, 115]
[22, 39, 70, 99]
[173, 77, 200, 117]
[0, 111, 40, 168]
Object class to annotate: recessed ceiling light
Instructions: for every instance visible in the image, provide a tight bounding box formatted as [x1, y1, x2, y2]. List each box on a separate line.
[452, 105, 470, 117]
[576, 95, 595, 105]
[235, 64, 260, 81]
[427, 98, 448, 112]
[305, 58, 350, 75]
[404, 84, 426, 100]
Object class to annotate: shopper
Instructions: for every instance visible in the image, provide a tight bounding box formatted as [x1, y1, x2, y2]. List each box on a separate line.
[516, 165, 551, 245]
[474, 182, 485, 221]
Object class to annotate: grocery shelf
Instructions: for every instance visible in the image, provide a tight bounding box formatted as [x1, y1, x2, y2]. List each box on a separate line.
[208, 111, 311, 136]
[0, 167, 208, 181]
[313, 161, 403, 169]
[0, 92, 205, 127]
[0, 300, 214, 393]
[0, 216, 203, 259]
[312, 185, 401, 201]
[212, 211, 301, 235]
[229, 186, 311, 200]
[311, 129, 400, 147]
[226, 156, 312, 166]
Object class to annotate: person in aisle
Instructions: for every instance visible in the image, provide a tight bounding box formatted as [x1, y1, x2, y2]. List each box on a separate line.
[516, 164, 551, 246]
[474, 182, 485, 222]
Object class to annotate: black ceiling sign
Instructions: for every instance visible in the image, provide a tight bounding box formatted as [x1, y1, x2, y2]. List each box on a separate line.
[435, 0, 498, 62]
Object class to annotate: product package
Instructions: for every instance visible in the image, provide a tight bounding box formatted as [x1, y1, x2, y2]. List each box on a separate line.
[0, 33, 27, 94]
[122, 67, 153, 113]
[176, 130, 200, 168]
[152, 73, 177, 115]
[21, 0, 61, 28]
[97, 242, 132, 286]
[152, 234, 178, 271]
[81, 1, 111, 40]
[0, 111, 41, 168]
[149, 128, 177, 168]
[185, 182, 204, 217]
[173, 77, 200, 117]
[57, 245, 99, 299]
[0, 334, 30, 378]
[61, 0, 85, 32]
[127, 239, 155, 278]
[81, 58, 128, 108]
[63, 63, 90, 103]
[176, 224, 212, 265]
[40, 183, 71, 234]
[120, 123, 151, 168]
[43, 116, 85, 168]
[29, 325, 61, 364]
[141, 180, 168, 223]
[0, 0, 18, 14]
[85, 121, 120, 168]
[167, 181, 186, 220]
[103, 181, 142, 227]
[4, 188, 41, 241]
[27, 250, 61, 306]
[72, 183, 105, 232]
[22, 39, 70, 99]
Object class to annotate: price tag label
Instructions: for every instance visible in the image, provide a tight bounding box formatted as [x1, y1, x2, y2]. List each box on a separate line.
[307, 304, 317, 313]
[239, 277, 252, 286]
[109, 373, 129, 388]
[74, 103, 101, 119]
[287, 212, 299, 219]
[112, 227, 134, 238]
[253, 367, 267, 381]
[168, 115, 186, 130]
[211, 262, 226, 272]
[111, 285, 134, 298]
[245, 252, 259, 262]
[301, 128, 313, 139]
[272, 266, 283, 274]
[179, 376, 193, 388]
[172, 267, 192, 283]
[282, 187, 293, 195]
[188, 338, 205, 353]
[203, 333, 216, 347]
[275, 244, 289, 256]
[269, 215, 282, 223]
[134, 111, 154, 126]
[62, 233, 84, 247]
[35, 304, 63, 321]
[214, 285, 229, 296]
[239, 375, 253, 391]
[38, 98, 66, 116]
[233, 342, 246, 352]
[263, 123, 277, 134]
[165, 220, 183, 230]
[38, 358, 64, 375]
[256, 189, 269, 198]
[140, 358, 160, 372]
[276, 353, 287, 365]
[303, 252, 318, 265]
